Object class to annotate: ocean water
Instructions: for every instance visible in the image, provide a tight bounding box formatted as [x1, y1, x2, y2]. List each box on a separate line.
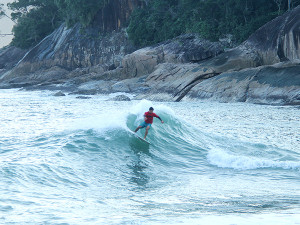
[0, 89, 299, 225]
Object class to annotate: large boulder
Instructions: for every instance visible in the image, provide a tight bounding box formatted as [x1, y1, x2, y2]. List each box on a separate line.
[137, 61, 300, 105]
[185, 62, 300, 105]
[53, 91, 66, 96]
[0, 46, 27, 81]
[1, 25, 135, 81]
[245, 5, 300, 64]
[122, 34, 225, 78]
[0, 46, 27, 70]
[108, 94, 131, 101]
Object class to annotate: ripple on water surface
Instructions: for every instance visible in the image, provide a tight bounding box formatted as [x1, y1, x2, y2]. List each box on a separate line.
[0, 89, 299, 224]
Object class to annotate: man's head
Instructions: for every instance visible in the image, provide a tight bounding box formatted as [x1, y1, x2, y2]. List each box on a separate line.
[149, 107, 154, 113]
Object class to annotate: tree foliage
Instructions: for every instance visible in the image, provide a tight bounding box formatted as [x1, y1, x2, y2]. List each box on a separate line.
[8, 0, 110, 48]
[54, 0, 109, 27]
[127, 0, 300, 47]
[8, 0, 62, 48]
[0, 4, 5, 17]
[6, 0, 300, 49]
[0, 3, 15, 22]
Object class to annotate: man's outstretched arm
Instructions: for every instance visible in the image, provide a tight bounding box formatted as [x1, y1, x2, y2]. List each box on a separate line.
[154, 114, 164, 123]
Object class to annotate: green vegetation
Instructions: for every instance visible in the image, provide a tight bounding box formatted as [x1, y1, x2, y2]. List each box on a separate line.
[7, 0, 109, 48]
[8, 0, 62, 48]
[54, 0, 109, 27]
[0, 3, 15, 24]
[3, 0, 300, 49]
[127, 0, 300, 47]
[0, 4, 5, 18]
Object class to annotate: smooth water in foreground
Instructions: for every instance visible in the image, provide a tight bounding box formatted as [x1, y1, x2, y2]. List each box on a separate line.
[0, 89, 299, 225]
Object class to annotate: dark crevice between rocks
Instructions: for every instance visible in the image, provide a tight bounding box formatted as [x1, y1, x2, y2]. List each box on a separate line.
[239, 69, 262, 102]
[152, 68, 182, 82]
[277, 12, 292, 62]
[189, 53, 216, 63]
[174, 72, 220, 102]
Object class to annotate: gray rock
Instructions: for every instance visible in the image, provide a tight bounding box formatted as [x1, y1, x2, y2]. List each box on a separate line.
[53, 91, 66, 96]
[111, 76, 151, 93]
[70, 89, 98, 95]
[76, 96, 92, 99]
[108, 95, 131, 101]
[1, 23, 136, 83]
[111, 81, 130, 92]
[122, 35, 225, 79]
[75, 80, 117, 94]
[245, 6, 300, 64]
[0, 46, 27, 75]
[161, 34, 225, 63]
[185, 62, 300, 105]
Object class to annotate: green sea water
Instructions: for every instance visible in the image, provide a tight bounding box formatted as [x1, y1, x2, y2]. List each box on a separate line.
[0, 89, 299, 224]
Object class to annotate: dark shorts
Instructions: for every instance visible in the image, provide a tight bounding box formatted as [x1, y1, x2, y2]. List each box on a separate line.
[139, 121, 152, 128]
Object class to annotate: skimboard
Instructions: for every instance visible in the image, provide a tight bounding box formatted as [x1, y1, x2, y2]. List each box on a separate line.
[128, 130, 150, 144]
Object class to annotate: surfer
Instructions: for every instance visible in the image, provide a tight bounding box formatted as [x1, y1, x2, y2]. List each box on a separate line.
[134, 107, 164, 140]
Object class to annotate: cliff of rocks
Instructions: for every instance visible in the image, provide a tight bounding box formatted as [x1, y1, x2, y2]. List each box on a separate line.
[132, 6, 300, 104]
[3, 24, 134, 76]
[0, 4, 299, 105]
[0, 0, 143, 86]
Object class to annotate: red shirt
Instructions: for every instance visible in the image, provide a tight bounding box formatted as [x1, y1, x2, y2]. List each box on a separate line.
[144, 112, 159, 124]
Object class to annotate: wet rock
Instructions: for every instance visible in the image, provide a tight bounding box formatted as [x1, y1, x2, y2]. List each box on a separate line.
[75, 80, 117, 94]
[53, 91, 66, 96]
[111, 81, 130, 92]
[108, 95, 131, 101]
[76, 96, 92, 99]
[70, 89, 99, 95]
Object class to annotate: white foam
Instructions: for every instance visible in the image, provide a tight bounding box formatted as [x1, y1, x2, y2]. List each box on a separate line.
[65, 99, 177, 135]
[165, 212, 300, 225]
[207, 148, 300, 170]
[69, 111, 128, 133]
[108, 92, 136, 99]
[129, 99, 153, 115]
[155, 104, 176, 116]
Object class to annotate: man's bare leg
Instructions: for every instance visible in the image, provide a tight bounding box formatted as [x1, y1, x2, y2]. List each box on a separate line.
[144, 126, 150, 139]
[135, 126, 142, 132]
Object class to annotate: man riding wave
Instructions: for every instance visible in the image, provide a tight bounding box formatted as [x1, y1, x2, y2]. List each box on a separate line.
[134, 107, 164, 140]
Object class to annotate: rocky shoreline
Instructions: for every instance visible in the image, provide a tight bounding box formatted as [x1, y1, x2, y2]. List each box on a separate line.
[0, 6, 299, 105]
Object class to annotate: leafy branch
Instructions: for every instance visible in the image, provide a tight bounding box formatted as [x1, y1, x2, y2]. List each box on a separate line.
[0, 3, 16, 24]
